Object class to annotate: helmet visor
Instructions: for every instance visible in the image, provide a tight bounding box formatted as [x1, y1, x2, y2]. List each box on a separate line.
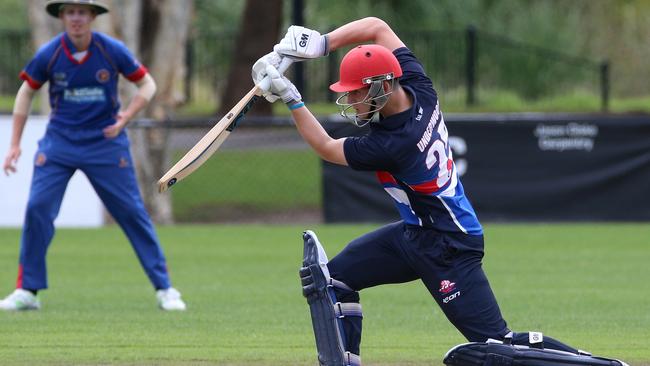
[335, 79, 395, 127]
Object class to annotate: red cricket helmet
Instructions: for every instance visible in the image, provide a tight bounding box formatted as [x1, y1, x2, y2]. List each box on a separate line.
[330, 44, 403, 93]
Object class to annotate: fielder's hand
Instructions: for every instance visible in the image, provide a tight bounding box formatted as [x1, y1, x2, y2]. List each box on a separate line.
[274, 25, 328, 61]
[3, 146, 21, 176]
[103, 113, 129, 139]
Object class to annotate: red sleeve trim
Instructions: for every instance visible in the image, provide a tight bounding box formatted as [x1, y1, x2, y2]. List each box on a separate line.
[19, 71, 43, 90]
[125, 65, 148, 82]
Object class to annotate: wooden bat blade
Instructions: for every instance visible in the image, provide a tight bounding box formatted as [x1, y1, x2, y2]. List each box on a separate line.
[157, 86, 262, 193]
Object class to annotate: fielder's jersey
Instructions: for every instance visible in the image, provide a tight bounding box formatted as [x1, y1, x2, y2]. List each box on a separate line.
[343, 47, 482, 235]
[20, 32, 147, 130]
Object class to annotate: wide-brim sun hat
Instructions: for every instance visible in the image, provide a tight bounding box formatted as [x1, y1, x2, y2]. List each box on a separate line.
[45, 0, 109, 18]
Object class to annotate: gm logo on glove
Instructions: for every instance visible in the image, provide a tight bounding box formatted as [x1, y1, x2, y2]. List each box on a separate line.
[299, 33, 309, 47]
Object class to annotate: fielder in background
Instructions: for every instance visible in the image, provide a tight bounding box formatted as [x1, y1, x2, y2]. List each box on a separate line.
[252, 17, 628, 366]
[0, 0, 186, 312]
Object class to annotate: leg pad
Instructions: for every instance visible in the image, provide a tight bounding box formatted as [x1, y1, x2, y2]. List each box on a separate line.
[444, 341, 628, 366]
[301, 230, 362, 366]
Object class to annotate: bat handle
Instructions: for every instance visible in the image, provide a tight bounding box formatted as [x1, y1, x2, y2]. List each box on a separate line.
[258, 57, 294, 91]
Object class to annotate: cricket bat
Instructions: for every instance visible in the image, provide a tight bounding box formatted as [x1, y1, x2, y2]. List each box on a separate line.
[157, 58, 292, 193]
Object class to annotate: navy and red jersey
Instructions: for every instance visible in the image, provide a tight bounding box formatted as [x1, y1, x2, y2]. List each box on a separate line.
[20, 32, 147, 130]
[343, 47, 482, 235]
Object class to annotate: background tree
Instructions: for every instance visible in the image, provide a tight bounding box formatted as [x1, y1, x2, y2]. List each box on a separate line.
[219, 0, 283, 116]
[110, 0, 193, 224]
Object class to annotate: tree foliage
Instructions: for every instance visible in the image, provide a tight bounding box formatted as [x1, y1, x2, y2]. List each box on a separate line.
[303, 0, 650, 96]
[9, 1, 650, 100]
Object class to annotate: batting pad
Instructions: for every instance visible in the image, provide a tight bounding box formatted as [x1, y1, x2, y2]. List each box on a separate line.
[302, 230, 362, 366]
[443, 342, 629, 366]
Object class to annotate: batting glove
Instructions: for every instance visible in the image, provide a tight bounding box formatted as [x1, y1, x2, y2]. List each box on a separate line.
[261, 65, 302, 107]
[273, 25, 329, 61]
[252, 52, 284, 102]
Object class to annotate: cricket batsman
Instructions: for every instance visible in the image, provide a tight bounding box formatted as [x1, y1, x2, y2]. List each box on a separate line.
[0, 0, 185, 311]
[251, 17, 629, 366]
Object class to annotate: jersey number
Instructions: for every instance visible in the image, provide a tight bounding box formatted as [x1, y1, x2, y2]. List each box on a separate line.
[424, 118, 452, 187]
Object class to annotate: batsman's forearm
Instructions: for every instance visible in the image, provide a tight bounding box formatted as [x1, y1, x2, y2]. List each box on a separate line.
[292, 107, 331, 152]
[326, 17, 403, 52]
[291, 107, 347, 165]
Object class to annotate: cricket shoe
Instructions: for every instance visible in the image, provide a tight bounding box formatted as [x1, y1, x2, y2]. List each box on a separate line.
[156, 287, 186, 311]
[0, 289, 41, 311]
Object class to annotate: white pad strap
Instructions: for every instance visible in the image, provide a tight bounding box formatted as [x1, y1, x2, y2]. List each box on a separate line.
[333, 302, 363, 318]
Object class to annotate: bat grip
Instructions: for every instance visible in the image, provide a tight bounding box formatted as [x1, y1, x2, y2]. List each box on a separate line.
[258, 57, 293, 91]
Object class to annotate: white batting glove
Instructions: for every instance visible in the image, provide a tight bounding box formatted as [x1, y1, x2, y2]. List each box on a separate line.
[252, 52, 284, 102]
[273, 25, 328, 61]
[260, 65, 302, 106]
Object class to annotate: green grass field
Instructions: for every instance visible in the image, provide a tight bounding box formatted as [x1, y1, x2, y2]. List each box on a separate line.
[0, 224, 648, 366]
[171, 149, 321, 222]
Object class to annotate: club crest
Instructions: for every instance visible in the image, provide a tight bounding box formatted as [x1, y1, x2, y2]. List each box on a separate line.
[35, 152, 47, 167]
[439, 280, 456, 294]
[96, 69, 110, 83]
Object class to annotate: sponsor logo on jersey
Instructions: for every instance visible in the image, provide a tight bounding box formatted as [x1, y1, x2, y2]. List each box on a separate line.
[439, 280, 456, 294]
[443, 291, 461, 304]
[415, 106, 423, 121]
[64, 87, 106, 103]
[96, 69, 110, 83]
[53, 72, 68, 87]
[35, 152, 47, 167]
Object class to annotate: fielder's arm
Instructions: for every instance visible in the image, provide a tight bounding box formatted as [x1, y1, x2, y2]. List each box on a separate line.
[103, 73, 156, 138]
[3, 82, 35, 175]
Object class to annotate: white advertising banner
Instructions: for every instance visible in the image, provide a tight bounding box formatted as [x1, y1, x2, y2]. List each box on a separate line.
[0, 115, 103, 227]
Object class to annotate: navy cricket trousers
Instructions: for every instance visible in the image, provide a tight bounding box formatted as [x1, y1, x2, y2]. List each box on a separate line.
[16, 127, 171, 291]
[327, 221, 509, 353]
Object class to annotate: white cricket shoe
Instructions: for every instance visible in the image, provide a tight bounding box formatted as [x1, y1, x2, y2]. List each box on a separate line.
[0, 289, 41, 311]
[156, 287, 186, 311]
